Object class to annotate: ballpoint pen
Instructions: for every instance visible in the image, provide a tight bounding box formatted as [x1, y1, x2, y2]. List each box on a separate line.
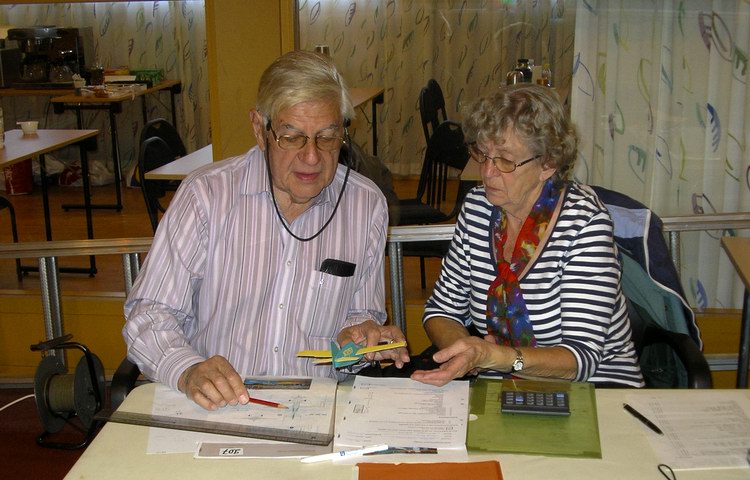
[300, 444, 390, 463]
[623, 403, 663, 435]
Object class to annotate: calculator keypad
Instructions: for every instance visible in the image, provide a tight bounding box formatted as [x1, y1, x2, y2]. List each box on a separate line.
[500, 390, 570, 416]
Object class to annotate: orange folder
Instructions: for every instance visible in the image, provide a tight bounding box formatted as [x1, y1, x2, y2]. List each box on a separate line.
[356, 460, 503, 480]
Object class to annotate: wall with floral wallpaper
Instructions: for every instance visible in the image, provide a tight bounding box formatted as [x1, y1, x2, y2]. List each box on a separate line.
[298, 0, 576, 177]
[571, 1, 749, 310]
[0, 1, 208, 183]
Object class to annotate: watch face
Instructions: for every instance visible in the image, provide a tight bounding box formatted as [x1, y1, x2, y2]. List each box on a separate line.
[512, 350, 524, 371]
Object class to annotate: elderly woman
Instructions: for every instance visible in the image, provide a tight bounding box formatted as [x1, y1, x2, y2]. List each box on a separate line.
[411, 84, 644, 387]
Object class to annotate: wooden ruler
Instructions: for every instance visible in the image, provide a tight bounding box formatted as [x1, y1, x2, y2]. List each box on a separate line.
[95, 409, 333, 446]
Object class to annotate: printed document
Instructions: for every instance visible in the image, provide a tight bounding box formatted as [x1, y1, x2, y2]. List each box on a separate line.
[334, 376, 469, 461]
[626, 390, 750, 470]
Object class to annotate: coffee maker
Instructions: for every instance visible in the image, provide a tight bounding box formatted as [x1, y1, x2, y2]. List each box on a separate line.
[7, 26, 93, 87]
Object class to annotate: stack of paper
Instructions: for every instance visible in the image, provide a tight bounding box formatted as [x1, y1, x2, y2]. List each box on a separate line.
[334, 376, 470, 463]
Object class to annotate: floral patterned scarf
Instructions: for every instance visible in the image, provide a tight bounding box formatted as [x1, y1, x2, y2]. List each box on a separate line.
[486, 179, 563, 347]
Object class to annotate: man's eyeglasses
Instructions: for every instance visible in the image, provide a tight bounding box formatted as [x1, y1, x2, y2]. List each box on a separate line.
[269, 126, 346, 152]
[468, 143, 542, 173]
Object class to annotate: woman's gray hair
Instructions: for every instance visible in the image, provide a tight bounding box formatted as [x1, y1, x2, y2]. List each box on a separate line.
[461, 84, 579, 180]
[256, 50, 354, 127]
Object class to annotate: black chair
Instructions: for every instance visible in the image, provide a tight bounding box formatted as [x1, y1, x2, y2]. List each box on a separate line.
[0, 195, 22, 281]
[398, 121, 471, 288]
[110, 357, 144, 410]
[140, 118, 187, 158]
[418, 79, 448, 144]
[592, 185, 712, 388]
[138, 136, 181, 233]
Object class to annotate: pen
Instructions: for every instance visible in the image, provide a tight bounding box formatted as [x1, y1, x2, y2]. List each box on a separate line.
[623, 403, 663, 435]
[300, 444, 389, 463]
[247, 396, 288, 409]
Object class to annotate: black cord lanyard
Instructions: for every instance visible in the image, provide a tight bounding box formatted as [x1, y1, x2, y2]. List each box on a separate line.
[263, 131, 351, 243]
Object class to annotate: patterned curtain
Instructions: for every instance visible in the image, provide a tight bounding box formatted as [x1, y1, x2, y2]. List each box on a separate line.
[571, 0, 749, 309]
[0, 1, 208, 180]
[298, 0, 576, 176]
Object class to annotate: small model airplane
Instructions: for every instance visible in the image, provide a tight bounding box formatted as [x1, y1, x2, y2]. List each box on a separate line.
[297, 340, 407, 369]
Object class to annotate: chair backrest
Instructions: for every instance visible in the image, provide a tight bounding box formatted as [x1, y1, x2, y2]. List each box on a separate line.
[591, 185, 710, 388]
[427, 79, 448, 124]
[416, 121, 469, 216]
[140, 118, 187, 158]
[418, 79, 448, 144]
[138, 136, 179, 232]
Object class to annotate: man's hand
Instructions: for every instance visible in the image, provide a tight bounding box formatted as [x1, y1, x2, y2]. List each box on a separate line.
[410, 336, 495, 386]
[177, 355, 249, 410]
[337, 320, 410, 368]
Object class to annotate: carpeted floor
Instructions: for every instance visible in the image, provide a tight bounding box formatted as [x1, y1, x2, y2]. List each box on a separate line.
[0, 387, 93, 479]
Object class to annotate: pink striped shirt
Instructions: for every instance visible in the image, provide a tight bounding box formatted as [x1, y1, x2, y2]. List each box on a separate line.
[123, 146, 388, 391]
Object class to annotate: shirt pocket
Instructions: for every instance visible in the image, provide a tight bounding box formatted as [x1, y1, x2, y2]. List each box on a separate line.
[296, 270, 355, 346]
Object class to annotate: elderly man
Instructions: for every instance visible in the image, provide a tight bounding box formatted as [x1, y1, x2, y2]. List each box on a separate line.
[124, 51, 408, 410]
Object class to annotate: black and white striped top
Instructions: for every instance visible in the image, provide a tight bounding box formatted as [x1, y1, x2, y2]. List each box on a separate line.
[424, 183, 644, 387]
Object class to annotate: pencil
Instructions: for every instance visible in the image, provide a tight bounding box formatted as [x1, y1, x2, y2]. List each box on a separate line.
[247, 396, 288, 409]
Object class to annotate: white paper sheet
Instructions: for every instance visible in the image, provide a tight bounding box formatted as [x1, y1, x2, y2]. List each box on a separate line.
[626, 391, 750, 470]
[142, 377, 337, 455]
[334, 376, 469, 458]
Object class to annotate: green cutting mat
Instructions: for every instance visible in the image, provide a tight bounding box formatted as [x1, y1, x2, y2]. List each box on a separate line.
[467, 379, 601, 458]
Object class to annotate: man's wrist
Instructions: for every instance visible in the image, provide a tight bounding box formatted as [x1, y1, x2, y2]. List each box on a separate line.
[177, 363, 198, 392]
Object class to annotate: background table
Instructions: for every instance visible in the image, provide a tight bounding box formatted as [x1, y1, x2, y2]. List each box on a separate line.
[50, 80, 182, 211]
[144, 144, 212, 181]
[64, 383, 749, 480]
[721, 236, 750, 388]
[349, 87, 384, 156]
[1, 129, 99, 254]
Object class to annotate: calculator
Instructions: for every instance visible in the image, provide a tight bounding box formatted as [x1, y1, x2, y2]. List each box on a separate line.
[500, 390, 570, 416]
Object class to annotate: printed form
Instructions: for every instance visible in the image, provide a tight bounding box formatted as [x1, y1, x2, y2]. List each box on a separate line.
[626, 390, 750, 470]
[333, 376, 470, 463]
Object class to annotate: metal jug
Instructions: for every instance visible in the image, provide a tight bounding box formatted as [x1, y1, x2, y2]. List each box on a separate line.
[506, 70, 525, 85]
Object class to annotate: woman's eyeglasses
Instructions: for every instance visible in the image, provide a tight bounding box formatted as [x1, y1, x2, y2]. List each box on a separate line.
[468, 143, 541, 173]
[269, 126, 346, 152]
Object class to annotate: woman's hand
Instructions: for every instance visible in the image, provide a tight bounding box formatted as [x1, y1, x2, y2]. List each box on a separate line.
[410, 336, 498, 386]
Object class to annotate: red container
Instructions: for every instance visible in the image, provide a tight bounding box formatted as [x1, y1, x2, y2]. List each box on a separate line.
[3, 159, 33, 195]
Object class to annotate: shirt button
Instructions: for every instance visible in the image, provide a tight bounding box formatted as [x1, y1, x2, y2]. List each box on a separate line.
[286, 260, 292, 266]
[279, 303, 284, 309]
[273, 346, 279, 353]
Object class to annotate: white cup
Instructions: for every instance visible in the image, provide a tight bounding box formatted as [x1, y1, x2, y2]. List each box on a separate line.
[18, 121, 38, 135]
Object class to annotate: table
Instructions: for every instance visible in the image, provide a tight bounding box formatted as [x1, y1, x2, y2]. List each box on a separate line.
[144, 144, 213, 181]
[721, 236, 750, 388]
[50, 80, 182, 211]
[64, 383, 749, 480]
[349, 87, 384, 156]
[0, 128, 99, 274]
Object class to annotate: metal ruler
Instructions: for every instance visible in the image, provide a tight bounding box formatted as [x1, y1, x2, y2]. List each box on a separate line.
[95, 409, 333, 446]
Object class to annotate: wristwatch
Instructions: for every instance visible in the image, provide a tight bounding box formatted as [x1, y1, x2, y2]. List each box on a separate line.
[510, 347, 524, 372]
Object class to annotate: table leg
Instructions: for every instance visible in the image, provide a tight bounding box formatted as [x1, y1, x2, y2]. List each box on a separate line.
[738, 289, 750, 388]
[169, 82, 181, 127]
[140, 95, 148, 124]
[108, 105, 123, 210]
[61, 104, 123, 212]
[38, 153, 53, 241]
[22, 145, 97, 276]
